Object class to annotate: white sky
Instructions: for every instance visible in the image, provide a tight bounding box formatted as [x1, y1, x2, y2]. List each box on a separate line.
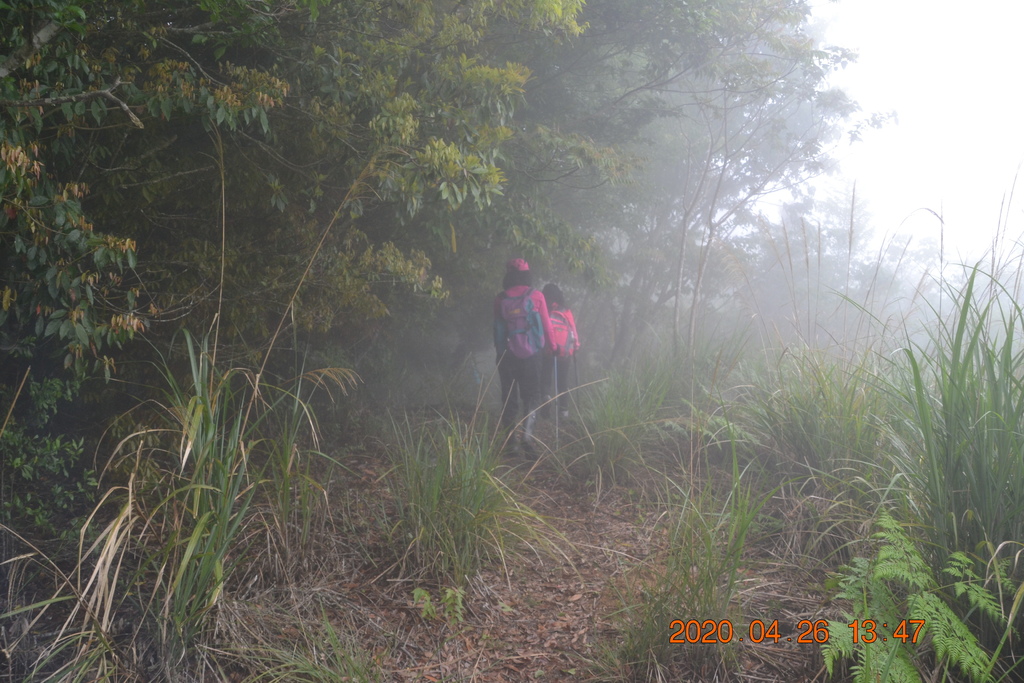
[814, 0, 1024, 262]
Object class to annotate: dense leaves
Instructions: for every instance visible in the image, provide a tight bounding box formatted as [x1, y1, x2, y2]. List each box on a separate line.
[1, 0, 858, 371]
[0, 0, 588, 370]
[1, 0, 859, 534]
[0, 373, 95, 538]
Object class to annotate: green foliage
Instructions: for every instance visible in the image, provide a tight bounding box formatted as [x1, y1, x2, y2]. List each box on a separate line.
[567, 353, 673, 489]
[607, 465, 763, 680]
[239, 613, 384, 683]
[257, 363, 359, 581]
[412, 585, 466, 626]
[145, 332, 263, 663]
[748, 349, 894, 490]
[0, 162, 141, 373]
[0, 373, 96, 538]
[823, 511, 1002, 683]
[1, 0, 586, 371]
[1, 0, 858, 390]
[385, 414, 554, 586]
[2, 330, 353, 678]
[894, 267, 1024, 564]
[1, 1, 148, 371]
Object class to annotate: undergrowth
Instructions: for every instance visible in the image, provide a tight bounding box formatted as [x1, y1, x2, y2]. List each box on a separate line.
[384, 414, 560, 586]
[565, 353, 674, 493]
[601, 457, 765, 681]
[1, 332, 356, 681]
[824, 511, 1012, 683]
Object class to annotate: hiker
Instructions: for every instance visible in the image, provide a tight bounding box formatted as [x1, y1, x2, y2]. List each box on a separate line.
[541, 283, 580, 419]
[493, 258, 556, 453]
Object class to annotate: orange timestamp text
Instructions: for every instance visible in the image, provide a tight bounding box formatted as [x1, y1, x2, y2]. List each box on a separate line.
[669, 619, 927, 645]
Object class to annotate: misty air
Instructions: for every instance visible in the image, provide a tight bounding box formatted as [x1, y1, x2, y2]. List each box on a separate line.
[2, 1, 1023, 681]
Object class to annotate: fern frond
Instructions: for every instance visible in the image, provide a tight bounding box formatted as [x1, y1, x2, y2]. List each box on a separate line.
[827, 511, 999, 683]
[823, 619, 855, 676]
[872, 512, 933, 591]
[913, 591, 992, 682]
[944, 551, 1005, 624]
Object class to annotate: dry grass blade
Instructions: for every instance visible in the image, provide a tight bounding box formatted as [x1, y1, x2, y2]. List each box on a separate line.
[0, 479, 139, 679]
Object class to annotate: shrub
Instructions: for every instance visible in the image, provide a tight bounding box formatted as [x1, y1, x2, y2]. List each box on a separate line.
[0, 373, 96, 539]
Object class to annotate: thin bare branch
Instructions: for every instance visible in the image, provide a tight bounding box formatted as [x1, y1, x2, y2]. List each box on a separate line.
[0, 78, 144, 129]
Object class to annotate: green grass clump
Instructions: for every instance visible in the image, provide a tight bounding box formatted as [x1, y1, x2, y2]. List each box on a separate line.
[239, 614, 384, 683]
[385, 414, 553, 586]
[896, 268, 1024, 563]
[886, 267, 1024, 668]
[747, 348, 893, 488]
[603, 463, 763, 680]
[568, 353, 674, 489]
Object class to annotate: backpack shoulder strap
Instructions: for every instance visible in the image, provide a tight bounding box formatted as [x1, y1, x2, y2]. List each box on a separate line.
[504, 287, 534, 304]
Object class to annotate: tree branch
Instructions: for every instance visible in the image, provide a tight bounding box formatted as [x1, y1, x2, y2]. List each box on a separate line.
[100, 87, 145, 129]
[119, 165, 215, 189]
[0, 78, 144, 128]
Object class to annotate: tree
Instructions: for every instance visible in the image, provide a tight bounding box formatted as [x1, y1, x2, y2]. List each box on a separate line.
[500, 0, 858, 360]
[0, 0, 590, 376]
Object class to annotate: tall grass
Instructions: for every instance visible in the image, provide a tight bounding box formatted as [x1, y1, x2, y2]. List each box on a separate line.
[385, 414, 558, 586]
[142, 332, 268, 669]
[567, 353, 674, 490]
[888, 268, 1024, 666]
[1, 332, 258, 679]
[1, 332, 354, 680]
[1, 485, 139, 681]
[255, 365, 356, 582]
[604, 457, 764, 680]
[895, 268, 1024, 562]
[748, 348, 895, 491]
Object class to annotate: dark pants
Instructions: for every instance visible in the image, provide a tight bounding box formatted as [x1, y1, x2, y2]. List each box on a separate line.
[542, 354, 573, 415]
[497, 352, 542, 430]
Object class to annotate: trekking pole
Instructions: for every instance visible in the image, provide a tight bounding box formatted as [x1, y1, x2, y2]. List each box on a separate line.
[553, 355, 559, 451]
[573, 352, 580, 396]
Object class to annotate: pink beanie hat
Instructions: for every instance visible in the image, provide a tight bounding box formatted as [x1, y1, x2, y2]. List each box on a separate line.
[507, 258, 530, 272]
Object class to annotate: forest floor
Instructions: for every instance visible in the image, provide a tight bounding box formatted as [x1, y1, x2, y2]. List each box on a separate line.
[2, 421, 849, 682]
[222, 420, 848, 683]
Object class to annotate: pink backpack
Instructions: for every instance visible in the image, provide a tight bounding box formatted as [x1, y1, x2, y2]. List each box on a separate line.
[549, 309, 577, 357]
[496, 289, 544, 359]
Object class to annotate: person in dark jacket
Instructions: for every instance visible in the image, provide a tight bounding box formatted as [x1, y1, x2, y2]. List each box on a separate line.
[493, 258, 555, 453]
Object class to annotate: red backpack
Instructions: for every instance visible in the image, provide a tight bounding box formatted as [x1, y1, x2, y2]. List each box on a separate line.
[549, 309, 577, 357]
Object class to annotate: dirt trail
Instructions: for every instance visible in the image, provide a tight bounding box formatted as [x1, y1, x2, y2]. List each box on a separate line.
[316, 451, 832, 682]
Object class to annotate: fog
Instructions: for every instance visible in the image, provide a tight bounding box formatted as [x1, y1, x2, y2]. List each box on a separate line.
[9, 2, 1024, 680]
[815, 0, 1024, 263]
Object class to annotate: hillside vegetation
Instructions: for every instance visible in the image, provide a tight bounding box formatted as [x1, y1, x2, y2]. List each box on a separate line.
[3, 1, 1023, 682]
